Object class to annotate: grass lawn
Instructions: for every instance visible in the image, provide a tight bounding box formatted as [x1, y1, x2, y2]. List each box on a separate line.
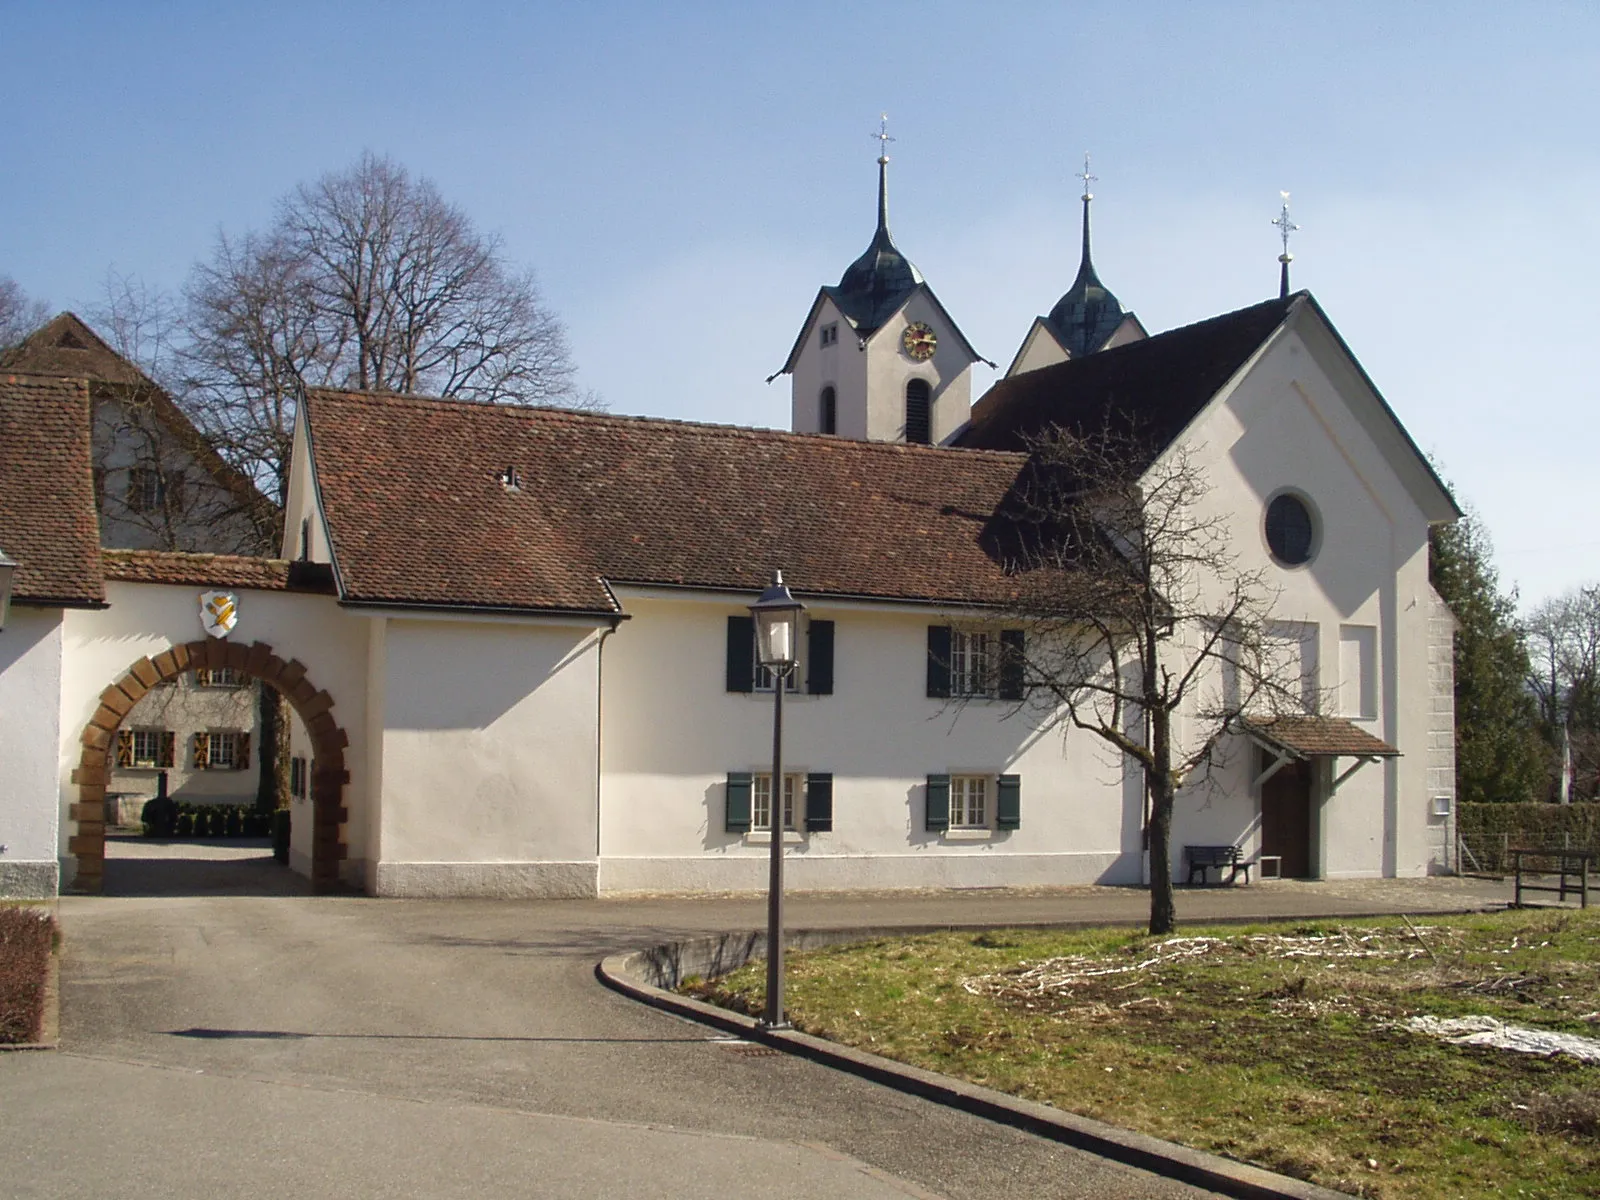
[0, 903, 55, 1044]
[685, 908, 1600, 1199]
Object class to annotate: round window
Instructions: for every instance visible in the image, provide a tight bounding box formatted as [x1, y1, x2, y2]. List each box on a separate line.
[1265, 493, 1316, 566]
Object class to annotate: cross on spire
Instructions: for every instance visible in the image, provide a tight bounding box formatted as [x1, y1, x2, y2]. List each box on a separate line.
[1272, 191, 1300, 299]
[1076, 153, 1097, 202]
[873, 113, 895, 163]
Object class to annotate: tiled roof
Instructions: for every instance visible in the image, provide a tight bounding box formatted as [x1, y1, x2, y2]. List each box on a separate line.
[1243, 715, 1400, 759]
[0, 373, 105, 605]
[959, 293, 1300, 454]
[304, 390, 1034, 613]
[103, 549, 337, 594]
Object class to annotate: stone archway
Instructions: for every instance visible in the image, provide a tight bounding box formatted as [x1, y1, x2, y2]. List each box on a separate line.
[69, 637, 350, 894]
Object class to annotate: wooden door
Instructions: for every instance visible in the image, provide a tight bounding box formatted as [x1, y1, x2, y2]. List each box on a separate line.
[1261, 758, 1313, 879]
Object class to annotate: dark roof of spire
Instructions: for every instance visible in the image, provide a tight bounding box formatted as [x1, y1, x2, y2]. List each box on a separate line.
[1044, 196, 1126, 358]
[825, 158, 924, 337]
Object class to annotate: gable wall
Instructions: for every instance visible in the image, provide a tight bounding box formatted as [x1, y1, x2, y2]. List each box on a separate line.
[862, 292, 973, 444]
[790, 297, 869, 437]
[0, 606, 64, 896]
[1174, 324, 1442, 878]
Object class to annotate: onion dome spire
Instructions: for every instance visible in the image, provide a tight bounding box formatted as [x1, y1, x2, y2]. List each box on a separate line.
[1045, 153, 1126, 358]
[1272, 191, 1299, 299]
[832, 115, 924, 336]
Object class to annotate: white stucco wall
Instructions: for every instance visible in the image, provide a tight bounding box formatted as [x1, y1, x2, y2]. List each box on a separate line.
[598, 591, 1149, 892]
[1006, 320, 1068, 377]
[790, 297, 868, 437]
[60, 582, 372, 887]
[0, 605, 64, 896]
[1169, 312, 1446, 879]
[372, 616, 604, 898]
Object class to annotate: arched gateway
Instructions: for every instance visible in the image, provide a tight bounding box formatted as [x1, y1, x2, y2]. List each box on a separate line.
[70, 636, 349, 893]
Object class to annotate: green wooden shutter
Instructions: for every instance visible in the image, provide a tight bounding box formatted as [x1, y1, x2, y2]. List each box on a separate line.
[925, 774, 950, 832]
[725, 772, 753, 833]
[999, 629, 1025, 701]
[806, 620, 835, 696]
[996, 774, 1021, 830]
[926, 626, 951, 698]
[805, 773, 833, 832]
[726, 616, 755, 693]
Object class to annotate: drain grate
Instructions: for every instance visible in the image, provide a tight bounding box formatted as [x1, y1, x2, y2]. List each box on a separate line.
[709, 1036, 784, 1058]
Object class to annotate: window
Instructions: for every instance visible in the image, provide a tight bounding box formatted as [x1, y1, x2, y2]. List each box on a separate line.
[126, 467, 182, 514]
[819, 386, 837, 435]
[820, 322, 839, 348]
[727, 615, 834, 696]
[905, 378, 931, 444]
[116, 728, 174, 769]
[926, 626, 1024, 700]
[926, 773, 1021, 832]
[1265, 493, 1316, 566]
[194, 731, 251, 771]
[950, 775, 988, 828]
[290, 755, 308, 800]
[131, 730, 164, 768]
[195, 666, 243, 688]
[752, 773, 803, 832]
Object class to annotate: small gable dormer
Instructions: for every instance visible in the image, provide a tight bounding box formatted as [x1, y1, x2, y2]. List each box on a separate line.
[776, 138, 985, 445]
[1006, 164, 1145, 378]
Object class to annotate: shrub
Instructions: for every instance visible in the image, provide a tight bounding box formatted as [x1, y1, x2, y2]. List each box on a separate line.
[175, 812, 194, 837]
[0, 906, 53, 1044]
[141, 796, 177, 838]
[272, 809, 291, 863]
[224, 808, 241, 837]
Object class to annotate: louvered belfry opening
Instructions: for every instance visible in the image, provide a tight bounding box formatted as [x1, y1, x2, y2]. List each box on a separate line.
[905, 378, 931, 444]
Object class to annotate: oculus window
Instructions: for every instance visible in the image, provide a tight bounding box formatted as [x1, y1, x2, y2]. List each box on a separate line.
[1265, 493, 1315, 566]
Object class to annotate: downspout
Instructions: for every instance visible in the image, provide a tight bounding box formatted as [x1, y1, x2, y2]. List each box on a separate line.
[595, 617, 622, 864]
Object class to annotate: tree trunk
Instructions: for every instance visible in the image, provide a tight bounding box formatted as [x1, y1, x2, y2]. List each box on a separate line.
[1147, 777, 1177, 934]
[255, 685, 291, 813]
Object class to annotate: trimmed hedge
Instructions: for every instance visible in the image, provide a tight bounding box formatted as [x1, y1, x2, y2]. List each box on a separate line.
[1458, 802, 1600, 872]
[0, 906, 53, 1044]
[142, 799, 276, 839]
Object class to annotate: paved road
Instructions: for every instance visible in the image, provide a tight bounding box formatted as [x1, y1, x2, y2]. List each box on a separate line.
[1, 846, 1511, 1199]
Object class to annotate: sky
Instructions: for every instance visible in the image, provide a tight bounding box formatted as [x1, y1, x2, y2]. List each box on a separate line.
[2, 1, 1596, 607]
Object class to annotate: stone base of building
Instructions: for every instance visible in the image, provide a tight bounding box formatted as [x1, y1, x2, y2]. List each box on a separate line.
[0, 860, 60, 899]
[374, 860, 599, 899]
[597, 850, 1140, 894]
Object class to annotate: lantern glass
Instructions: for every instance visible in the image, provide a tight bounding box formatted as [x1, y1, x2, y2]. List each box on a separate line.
[749, 570, 805, 670]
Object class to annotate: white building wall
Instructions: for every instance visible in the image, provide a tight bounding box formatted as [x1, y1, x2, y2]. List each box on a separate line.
[107, 674, 261, 821]
[60, 583, 372, 887]
[1007, 320, 1068, 377]
[790, 297, 869, 438]
[862, 292, 973, 445]
[1170, 319, 1442, 880]
[0, 606, 64, 897]
[372, 616, 603, 898]
[598, 592, 1147, 892]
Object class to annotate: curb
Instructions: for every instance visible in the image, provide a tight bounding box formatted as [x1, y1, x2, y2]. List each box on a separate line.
[599, 922, 1401, 1200]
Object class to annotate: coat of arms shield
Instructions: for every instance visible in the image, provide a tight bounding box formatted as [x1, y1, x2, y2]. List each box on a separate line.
[200, 591, 239, 638]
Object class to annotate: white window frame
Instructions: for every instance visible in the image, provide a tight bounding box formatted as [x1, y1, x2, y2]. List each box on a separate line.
[130, 729, 165, 769]
[126, 466, 164, 513]
[207, 731, 241, 771]
[752, 772, 804, 832]
[950, 630, 994, 698]
[196, 666, 244, 688]
[950, 775, 989, 829]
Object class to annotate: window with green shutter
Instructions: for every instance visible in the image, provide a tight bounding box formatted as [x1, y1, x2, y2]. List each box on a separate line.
[726, 616, 755, 693]
[725, 771, 753, 832]
[999, 630, 1025, 701]
[925, 774, 950, 832]
[806, 620, 834, 696]
[926, 626, 951, 698]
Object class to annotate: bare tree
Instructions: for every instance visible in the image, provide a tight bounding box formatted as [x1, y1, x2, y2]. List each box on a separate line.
[994, 422, 1297, 934]
[178, 153, 594, 542]
[0, 275, 49, 353]
[1527, 585, 1600, 800]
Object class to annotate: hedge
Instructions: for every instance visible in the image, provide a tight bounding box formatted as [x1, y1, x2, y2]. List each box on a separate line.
[142, 798, 277, 839]
[1458, 802, 1600, 872]
[0, 906, 53, 1044]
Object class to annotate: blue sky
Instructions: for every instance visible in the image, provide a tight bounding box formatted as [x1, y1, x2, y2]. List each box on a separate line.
[3, 2, 1596, 605]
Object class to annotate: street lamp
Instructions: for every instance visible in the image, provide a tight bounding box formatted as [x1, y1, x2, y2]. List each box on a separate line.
[750, 568, 805, 1029]
[0, 547, 17, 631]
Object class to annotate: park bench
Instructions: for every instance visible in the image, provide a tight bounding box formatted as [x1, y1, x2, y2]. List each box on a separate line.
[1185, 843, 1252, 886]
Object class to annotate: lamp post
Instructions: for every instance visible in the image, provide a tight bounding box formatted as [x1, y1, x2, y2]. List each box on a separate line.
[0, 547, 16, 632]
[750, 569, 805, 1029]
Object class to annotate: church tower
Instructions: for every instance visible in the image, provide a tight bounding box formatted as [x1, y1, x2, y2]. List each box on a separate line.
[775, 120, 984, 445]
[1006, 157, 1146, 377]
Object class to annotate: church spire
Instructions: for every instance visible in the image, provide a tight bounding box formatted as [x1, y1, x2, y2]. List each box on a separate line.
[1043, 153, 1126, 359]
[1272, 191, 1299, 299]
[1076, 153, 1098, 274]
[873, 113, 895, 237]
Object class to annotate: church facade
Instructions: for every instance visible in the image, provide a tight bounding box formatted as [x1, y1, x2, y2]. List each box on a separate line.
[1, 155, 1459, 898]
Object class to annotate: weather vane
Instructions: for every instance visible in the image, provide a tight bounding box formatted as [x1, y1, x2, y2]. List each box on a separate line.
[1076, 152, 1097, 201]
[873, 113, 895, 162]
[1272, 191, 1299, 298]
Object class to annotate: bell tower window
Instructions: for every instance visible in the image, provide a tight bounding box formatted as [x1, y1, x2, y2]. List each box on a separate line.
[819, 386, 837, 435]
[905, 378, 931, 445]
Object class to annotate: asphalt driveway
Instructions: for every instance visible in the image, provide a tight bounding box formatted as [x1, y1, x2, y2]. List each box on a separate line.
[1, 847, 1510, 1199]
